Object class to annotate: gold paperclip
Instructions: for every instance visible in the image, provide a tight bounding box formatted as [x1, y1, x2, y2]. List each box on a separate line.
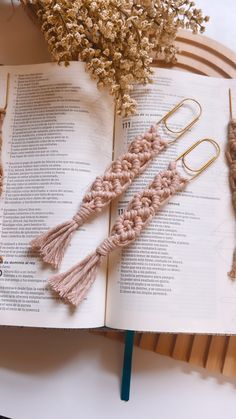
[176, 138, 220, 180]
[156, 98, 202, 144]
[0, 73, 10, 112]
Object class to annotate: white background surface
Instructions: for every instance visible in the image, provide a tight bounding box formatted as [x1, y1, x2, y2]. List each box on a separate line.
[0, 1, 236, 418]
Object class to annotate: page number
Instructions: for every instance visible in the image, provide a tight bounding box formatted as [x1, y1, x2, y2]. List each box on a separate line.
[122, 121, 131, 129]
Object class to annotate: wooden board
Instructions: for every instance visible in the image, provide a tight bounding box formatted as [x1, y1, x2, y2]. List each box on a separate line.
[103, 30, 236, 379]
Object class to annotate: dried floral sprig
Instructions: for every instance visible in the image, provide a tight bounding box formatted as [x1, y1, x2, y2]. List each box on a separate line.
[21, 0, 209, 116]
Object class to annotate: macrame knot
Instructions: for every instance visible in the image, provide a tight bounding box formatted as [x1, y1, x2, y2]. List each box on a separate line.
[230, 162, 236, 187]
[119, 155, 141, 177]
[139, 190, 160, 211]
[112, 213, 143, 246]
[227, 119, 236, 278]
[232, 192, 236, 209]
[109, 161, 186, 249]
[73, 203, 94, 225]
[231, 119, 236, 129]
[96, 237, 117, 257]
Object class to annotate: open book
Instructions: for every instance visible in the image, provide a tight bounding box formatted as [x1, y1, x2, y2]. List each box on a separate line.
[0, 62, 236, 333]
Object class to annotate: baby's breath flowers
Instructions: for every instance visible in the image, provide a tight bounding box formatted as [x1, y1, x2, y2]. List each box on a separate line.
[21, 0, 209, 116]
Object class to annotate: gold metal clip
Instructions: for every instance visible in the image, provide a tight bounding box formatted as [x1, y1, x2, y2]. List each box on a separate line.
[229, 89, 234, 120]
[176, 138, 220, 180]
[156, 98, 202, 144]
[0, 73, 10, 113]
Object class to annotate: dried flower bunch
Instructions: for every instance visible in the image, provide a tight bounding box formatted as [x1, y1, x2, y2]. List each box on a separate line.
[22, 0, 209, 115]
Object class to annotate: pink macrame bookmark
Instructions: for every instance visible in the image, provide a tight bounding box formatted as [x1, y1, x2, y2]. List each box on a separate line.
[49, 162, 188, 305]
[226, 117, 236, 278]
[31, 125, 167, 268]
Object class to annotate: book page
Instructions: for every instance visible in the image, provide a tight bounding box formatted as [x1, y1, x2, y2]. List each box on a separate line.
[0, 62, 114, 328]
[106, 67, 236, 334]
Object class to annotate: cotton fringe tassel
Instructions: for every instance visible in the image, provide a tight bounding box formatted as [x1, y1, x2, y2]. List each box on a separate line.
[31, 218, 80, 269]
[31, 126, 166, 268]
[226, 118, 236, 278]
[49, 162, 187, 306]
[49, 251, 103, 306]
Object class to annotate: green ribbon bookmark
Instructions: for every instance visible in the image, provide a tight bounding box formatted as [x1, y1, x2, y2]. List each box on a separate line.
[120, 330, 135, 401]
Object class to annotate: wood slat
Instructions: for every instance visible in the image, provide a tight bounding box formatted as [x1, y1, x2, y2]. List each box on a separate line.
[155, 334, 176, 356]
[206, 336, 229, 374]
[222, 336, 236, 378]
[176, 47, 233, 78]
[176, 29, 236, 70]
[174, 55, 223, 77]
[134, 333, 142, 346]
[172, 334, 194, 362]
[188, 335, 211, 368]
[139, 333, 158, 351]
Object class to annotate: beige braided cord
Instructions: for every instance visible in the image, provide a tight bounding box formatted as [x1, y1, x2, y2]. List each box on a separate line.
[31, 125, 167, 268]
[0, 110, 6, 195]
[226, 119, 236, 278]
[49, 161, 188, 306]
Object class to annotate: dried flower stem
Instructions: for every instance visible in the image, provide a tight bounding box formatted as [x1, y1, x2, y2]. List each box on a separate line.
[21, 0, 209, 116]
